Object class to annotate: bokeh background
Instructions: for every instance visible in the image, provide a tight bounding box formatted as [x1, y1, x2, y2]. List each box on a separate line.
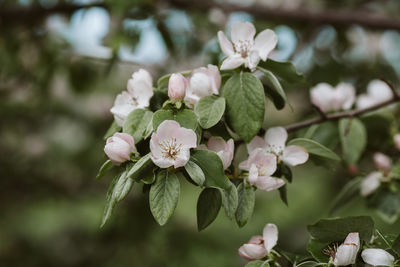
[1, 0, 400, 266]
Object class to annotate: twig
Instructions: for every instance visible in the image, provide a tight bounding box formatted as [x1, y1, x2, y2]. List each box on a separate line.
[285, 95, 400, 133]
[312, 104, 327, 119]
[380, 78, 399, 100]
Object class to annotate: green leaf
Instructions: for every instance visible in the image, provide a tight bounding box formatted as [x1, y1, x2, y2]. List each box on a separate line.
[152, 109, 198, 131]
[223, 72, 265, 142]
[288, 138, 341, 161]
[101, 170, 134, 227]
[367, 188, 400, 223]
[123, 108, 153, 143]
[103, 121, 121, 140]
[197, 188, 222, 231]
[329, 177, 362, 214]
[392, 234, 400, 257]
[306, 239, 330, 263]
[194, 95, 226, 129]
[295, 261, 325, 267]
[149, 170, 180, 226]
[279, 185, 288, 206]
[184, 160, 205, 186]
[259, 59, 304, 84]
[190, 150, 238, 218]
[96, 160, 114, 180]
[157, 73, 172, 90]
[304, 122, 340, 150]
[339, 118, 367, 164]
[257, 66, 288, 109]
[127, 154, 155, 182]
[307, 216, 374, 243]
[235, 182, 255, 227]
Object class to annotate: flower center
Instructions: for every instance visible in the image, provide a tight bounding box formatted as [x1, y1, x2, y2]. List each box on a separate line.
[256, 164, 269, 176]
[266, 145, 284, 157]
[160, 138, 182, 160]
[234, 40, 253, 58]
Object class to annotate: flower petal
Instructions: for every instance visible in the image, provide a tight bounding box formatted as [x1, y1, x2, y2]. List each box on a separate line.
[360, 171, 381, 196]
[248, 164, 259, 185]
[264, 127, 288, 148]
[310, 83, 334, 113]
[336, 82, 356, 110]
[253, 29, 278, 61]
[361, 248, 395, 266]
[282, 145, 309, 166]
[217, 31, 234, 56]
[333, 232, 360, 266]
[238, 244, 268, 261]
[255, 176, 285, 192]
[367, 80, 393, 102]
[247, 136, 268, 154]
[220, 55, 245, 70]
[373, 152, 392, 174]
[263, 223, 278, 253]
[231, 21, 256, 44]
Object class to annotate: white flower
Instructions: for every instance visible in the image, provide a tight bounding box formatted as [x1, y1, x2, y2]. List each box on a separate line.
[360, 152, 392, 196]
[168, 73, 188, 101]
[217, 21, 277, 70]
[310, 82, 355, 113]
[150, 120, 197, 168]
[238, 223, 278, 261]
[110, 69, 154, 126]
[356, 80, 393, 109]
[333, 232, 360, 266]
[104, 133, 137, 165]
[361, 248, 395, 266]
[239, 148, 284, 191]
[201, 137, 234, 170]
[394, 134, 400, 151]
[247, 127, 309, 167]
[185, 64, 221, 105]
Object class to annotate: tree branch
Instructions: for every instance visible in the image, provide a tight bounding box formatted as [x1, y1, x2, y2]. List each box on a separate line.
[285, 95, 400, 133]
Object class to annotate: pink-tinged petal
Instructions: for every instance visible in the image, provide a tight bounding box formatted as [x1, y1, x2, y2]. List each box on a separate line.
[217, 31, 234, 56]
[239, 159, 250, 170]
[394, 134, 400, 151]
[189, 71, 213, 98]
[247, 149, 277, 175]
[361, 248, 394, 266]
[197, 144, 208, 150]
[248, 235, 264, 245]
[208, 136, 227, 152]
[336, 82, 356, 110]
[310, 83, 334, 113]
[174, 127, 197, 149]
[149, 133, 163, 159]
[168, 73, 187, 101]
[128, 79, 153, 108]
[360, 171, 381, 196]
[110, 91, 137, 126]
[282, 145, 309, 166]
[231, 21, 256, 44]
[263, 223, 278, 253]
[220, 55, 245, 70]
[208, 137, 234, 169]
[247, 136, 268, 154]
[113, 133, 136, 152]
[151, 156, 174, 168]
[174, 149, 190, 168]
[132, 69, 153, 88]
[334, 233, 360, 266]
[356, 94, 375, 109]
[253, 29, 278, 61]
[247, 50, 260, 70]
[248, 164, 259, 185]
[264, 127, 288, 148]
[238, 244, 268, 261]
[367, 80, 393, 102]
[207, 64, 221, 94]
[155, 120, 181, 139]
[255, 176, 285, 192]
[373, 152, 392, 174]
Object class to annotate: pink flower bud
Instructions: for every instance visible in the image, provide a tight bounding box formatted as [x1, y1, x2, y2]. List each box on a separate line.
[104, 133, 136, 165]
[168, 73, 187, 101]
[373, 152, 392, 175]
[394, 134, 400, 151]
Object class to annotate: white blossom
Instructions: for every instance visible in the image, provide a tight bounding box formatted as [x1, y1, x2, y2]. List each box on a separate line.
[310, 82, 355, 113]
[361, 248, 395, 266]
[333, 232, 360, 266]
[356, 80, 393, 109]
[200, 137, 234, 170]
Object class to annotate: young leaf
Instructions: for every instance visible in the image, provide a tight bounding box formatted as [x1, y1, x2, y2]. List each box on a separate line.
[223, 72, 265, 143]
[257, 66, 288, 108]
[190, 150, 238, 218]
[149, 170, 180, 226]
[152, 109, 198, 131]
[245, 260, 267, 267]
[235, 182, 255, 227]
[194, 95, 226, 129]
[307, 216, 374, 243]
[127, 154, 155, 182]
[103, 121, 121, 140]
[339, 118, 367, 164]
[288, 138, 341, 161]
[101, 171, 134, 227]
[123, 108, 153, 143]
[184, 160, 205, 186]
[96, 160, 114, 180]
[329, 177, 362, 214]
[258, 59, 304, 84]
[197, 188, 222, 231]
